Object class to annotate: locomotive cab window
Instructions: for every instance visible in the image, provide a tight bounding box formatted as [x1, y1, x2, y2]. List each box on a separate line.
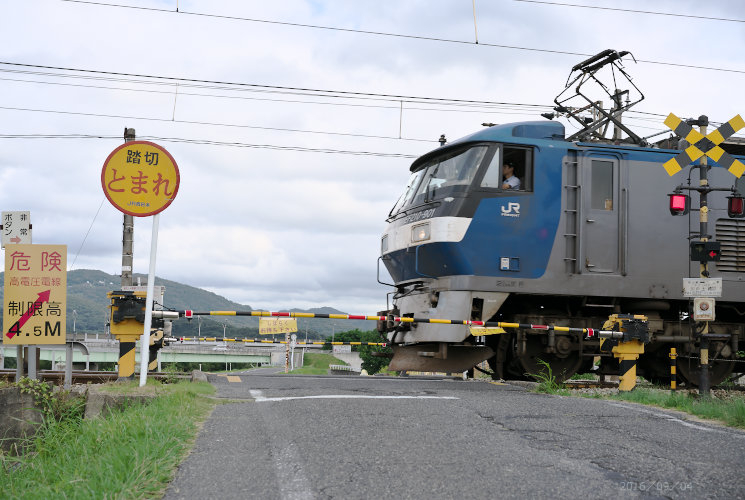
[407, 145, 489, 207]
[480, 145, 533, 191]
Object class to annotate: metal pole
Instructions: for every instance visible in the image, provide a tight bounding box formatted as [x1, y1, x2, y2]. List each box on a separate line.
[15, 345, 23, 382]
[138, 213, 160, 387]
[28, 346, 37, 380]
[65, 341, 73, 389]
[285, 330, 290, 373]
[697, 116, 711, 398]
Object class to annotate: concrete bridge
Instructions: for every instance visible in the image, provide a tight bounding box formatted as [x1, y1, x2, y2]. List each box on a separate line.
[0, 336, 313, 371]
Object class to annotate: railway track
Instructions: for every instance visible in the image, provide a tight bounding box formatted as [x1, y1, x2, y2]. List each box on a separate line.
[563, 379, 619, 389]
[0, 369, 189, 384]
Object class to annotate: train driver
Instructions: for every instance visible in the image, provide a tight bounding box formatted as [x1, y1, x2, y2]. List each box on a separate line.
[502, 161, 521, 190]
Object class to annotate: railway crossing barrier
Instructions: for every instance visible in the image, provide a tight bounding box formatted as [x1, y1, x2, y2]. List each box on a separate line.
[179, 309, 622, 337]
[107, 291, 147, 380]
[98, 303, 653, 386]
[595, 314, 650, 392]
[107, 291, 179, 380]
[179, 309, 651, 388]
[177, 337, 387, 346]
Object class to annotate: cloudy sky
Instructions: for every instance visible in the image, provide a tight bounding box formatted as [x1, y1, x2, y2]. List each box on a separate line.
[2, 0, 744, 314]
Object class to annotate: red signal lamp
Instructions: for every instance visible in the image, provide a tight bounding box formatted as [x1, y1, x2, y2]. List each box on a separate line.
[727, 195, 745, 218]
[668, 193, 690, 216]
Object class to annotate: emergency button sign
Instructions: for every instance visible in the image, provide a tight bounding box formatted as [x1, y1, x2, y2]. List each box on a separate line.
[101, 141, 180, 217]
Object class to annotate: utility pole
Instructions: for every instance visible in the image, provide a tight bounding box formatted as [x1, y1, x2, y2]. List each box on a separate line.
[121, 127, 135, 288]
[113, 127, 136, 381]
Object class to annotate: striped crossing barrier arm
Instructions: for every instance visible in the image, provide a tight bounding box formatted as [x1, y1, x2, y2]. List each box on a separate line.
[179, 310, 622, 338]
[178, 337, 387, 345]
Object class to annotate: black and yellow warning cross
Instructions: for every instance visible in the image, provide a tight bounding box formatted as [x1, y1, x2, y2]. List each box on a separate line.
[663, 113, 745, 178]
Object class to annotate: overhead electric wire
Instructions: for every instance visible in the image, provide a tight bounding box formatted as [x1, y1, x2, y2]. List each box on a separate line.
[0, 73, 555, 115]
[0, 132, 419, 158]
[139, 136, 419, 157]
[0, 61, 667, 122]
[0, 133, 118, 139]
[0, 76, 735, 141]
[0, 104, 439, 143]
[0, 63, 704, 122]
[0, 61, 554, 108]
[54, 0, 745, 75]
[513, 0, 745, 24]
[69, 197, 106, 271]
[2, 66, 546, 110]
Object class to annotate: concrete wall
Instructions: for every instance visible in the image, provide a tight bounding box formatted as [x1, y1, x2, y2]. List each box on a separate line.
[331, 352, 362, 371]
[0, 385, 155, 453]
[0, 387, 43, 452]
[270, 351, 304, 368]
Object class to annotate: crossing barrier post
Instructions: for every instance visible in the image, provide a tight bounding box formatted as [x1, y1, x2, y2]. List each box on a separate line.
[670, 347, 677, 391]
[108, 291, 147, 380]
[599, 314, 649, 392]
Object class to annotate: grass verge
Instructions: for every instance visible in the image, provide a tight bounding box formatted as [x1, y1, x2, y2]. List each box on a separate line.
[584, 388, 745, 429]
[532, 375, 745, 429]
[0, 380, 215, 499]
[288, 353, 348, 375]
[530, 359, 570, 395]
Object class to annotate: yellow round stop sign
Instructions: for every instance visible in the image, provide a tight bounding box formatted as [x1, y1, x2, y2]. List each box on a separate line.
[101, 141, 180, 217]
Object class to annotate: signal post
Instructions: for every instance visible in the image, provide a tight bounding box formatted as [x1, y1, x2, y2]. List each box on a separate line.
[664, 113, 745, 396]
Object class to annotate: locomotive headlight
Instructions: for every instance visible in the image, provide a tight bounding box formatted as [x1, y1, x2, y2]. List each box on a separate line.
[412, 222, 431, 242]
[381, 234, 389, 253]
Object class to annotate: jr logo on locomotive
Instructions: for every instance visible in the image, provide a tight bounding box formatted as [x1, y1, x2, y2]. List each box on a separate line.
[3, 244, 67, 344]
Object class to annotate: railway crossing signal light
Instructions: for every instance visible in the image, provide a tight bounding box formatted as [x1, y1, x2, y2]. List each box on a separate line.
[727, 194, 745, 218]
[690, 241, 721, 262]
[668, 193, 690, 215]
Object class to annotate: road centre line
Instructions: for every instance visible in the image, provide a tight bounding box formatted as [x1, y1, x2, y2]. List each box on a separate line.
[273, 441, 314, 500]
[249, 390, 458, 402]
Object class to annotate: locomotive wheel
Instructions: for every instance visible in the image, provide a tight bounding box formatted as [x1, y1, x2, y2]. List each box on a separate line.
[486, 333, 530, 380]
[677, 342, 735, 387]
[517, 333, 582, 382]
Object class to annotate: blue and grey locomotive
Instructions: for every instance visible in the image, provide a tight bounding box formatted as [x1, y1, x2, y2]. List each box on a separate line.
[378, 51, 745, 386]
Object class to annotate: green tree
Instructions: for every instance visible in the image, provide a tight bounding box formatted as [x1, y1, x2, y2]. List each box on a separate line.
[324, 329, 391, 375]
[359, 344, 392, 375]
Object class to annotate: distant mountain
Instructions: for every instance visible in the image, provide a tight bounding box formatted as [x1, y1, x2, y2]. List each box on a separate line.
[0, 269, 374, 339]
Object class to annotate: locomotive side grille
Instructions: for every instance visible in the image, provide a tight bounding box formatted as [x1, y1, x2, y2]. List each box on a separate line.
[716, 219, 745, 272]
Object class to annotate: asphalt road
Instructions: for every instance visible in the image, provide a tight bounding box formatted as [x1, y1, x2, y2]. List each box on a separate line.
[164, 372, 745, 499]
